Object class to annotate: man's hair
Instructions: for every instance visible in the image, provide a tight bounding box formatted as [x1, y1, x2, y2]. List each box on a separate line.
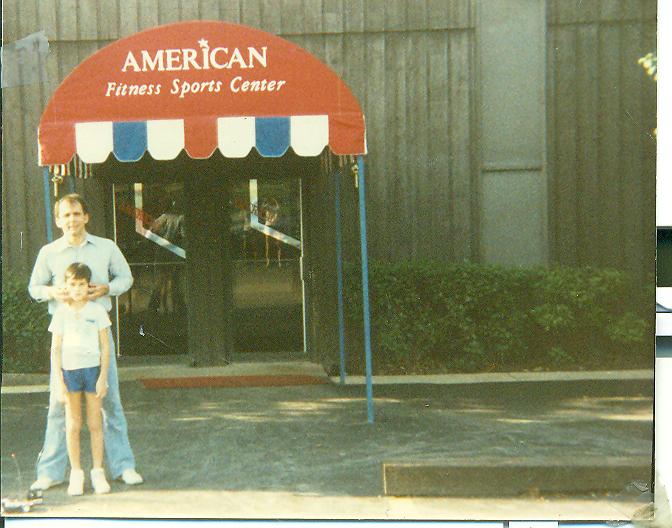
[54, 194, 89, 217]
[64, 262, 92, 283]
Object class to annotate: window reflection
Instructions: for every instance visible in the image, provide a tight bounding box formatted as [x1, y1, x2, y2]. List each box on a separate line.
[114, 182, 187, 356]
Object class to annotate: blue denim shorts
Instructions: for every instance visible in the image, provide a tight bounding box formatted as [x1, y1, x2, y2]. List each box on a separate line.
[62, 366, 100, 393]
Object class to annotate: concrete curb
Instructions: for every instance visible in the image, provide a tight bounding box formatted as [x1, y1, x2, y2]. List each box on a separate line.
[330, 369, 654, 385]
[6, 489, 649, 520]
[383, 458, 652, 497]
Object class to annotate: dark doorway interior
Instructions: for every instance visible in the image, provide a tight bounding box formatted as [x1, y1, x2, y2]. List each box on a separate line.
[99, 152, 319, 361]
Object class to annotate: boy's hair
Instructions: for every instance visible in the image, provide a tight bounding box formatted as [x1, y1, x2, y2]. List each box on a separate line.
[54, 193, 89, 217]
[64, 262, 92, 283]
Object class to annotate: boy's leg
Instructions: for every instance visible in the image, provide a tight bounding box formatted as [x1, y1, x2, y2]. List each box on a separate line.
[101, 331, 137, 479]
[64, 391, 82, 470]
[34, 369, 69, 485]
[86, 392, 111, 494]
[64, 388, 85, 496]
[85, 392, 104, 469]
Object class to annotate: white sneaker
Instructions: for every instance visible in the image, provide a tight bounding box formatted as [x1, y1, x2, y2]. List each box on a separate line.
[90, 468, 111, 494]
[67, 469, 84, 496]
[30, 476, 63, 491]
[120, 468, 143, 485]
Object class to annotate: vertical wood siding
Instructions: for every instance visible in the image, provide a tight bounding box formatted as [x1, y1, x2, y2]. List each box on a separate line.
[547, 0, 657, 285]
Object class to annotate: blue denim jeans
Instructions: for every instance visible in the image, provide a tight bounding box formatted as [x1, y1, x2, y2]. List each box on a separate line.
[36, 331, 135, 480]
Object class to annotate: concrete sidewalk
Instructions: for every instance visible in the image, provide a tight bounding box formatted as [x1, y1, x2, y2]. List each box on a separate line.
[2, 489, 654, 521]
[0, 362, 657, 521]
[0, 360, 654, 391]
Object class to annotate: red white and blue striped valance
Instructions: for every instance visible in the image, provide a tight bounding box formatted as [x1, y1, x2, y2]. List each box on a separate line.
[74, 115, 330, 162]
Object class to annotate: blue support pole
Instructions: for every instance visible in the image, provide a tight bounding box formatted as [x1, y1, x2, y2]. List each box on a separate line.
[335, 168, 347, 384]
[357, 155, 374, 423]
[43, 167, 53, 242]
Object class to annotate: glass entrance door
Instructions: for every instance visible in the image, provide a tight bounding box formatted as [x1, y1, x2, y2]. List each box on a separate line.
[113, 175, 305, 356]
[229, 178, 305, 353]
[113, 181, 187, 356]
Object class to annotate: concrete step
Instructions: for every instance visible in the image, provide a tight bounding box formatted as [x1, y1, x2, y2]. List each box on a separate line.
[382, 457, 652, 497]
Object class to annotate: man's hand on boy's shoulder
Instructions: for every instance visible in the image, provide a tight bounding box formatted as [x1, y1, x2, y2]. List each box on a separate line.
[48, 285, 70, 302]
[87, 283, 110, 300]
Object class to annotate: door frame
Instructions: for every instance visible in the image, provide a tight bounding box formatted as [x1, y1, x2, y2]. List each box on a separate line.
[111, 170, 308, 357]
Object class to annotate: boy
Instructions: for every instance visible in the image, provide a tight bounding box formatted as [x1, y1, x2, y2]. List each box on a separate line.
[49, 262, 112, 495]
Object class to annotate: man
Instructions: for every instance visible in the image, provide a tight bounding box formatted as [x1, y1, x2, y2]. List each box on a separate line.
[29, 193, 143, 489]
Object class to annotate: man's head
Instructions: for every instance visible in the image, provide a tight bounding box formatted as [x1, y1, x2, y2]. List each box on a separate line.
[54, 194, 89, 241]
[64, 262, 92, 302]
[54, 193, 89, 217]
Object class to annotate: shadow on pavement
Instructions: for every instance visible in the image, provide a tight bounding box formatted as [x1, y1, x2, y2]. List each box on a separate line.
[1, 379, 653, 502]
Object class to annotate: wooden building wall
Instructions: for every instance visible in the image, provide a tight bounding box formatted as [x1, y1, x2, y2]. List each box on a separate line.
[547, 0, 657, 286]
[1, 0, 657, 286]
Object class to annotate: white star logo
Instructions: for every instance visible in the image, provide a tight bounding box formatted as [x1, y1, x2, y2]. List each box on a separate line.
[198, 39, 209, 49]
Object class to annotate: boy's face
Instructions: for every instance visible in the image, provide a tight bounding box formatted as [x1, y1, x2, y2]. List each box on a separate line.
[65, 277, 89, 302]
[55, 200, 89, 239]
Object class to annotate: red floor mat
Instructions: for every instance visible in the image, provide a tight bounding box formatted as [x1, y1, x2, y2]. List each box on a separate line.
[139, 374, 329, 389]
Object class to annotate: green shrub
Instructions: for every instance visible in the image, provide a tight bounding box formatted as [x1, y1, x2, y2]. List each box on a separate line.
[2, 273, 51, 373]
[342, 261, 651, 375]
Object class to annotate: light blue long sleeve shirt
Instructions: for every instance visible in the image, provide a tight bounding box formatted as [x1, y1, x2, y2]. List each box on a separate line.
[29, 233, 133, 314]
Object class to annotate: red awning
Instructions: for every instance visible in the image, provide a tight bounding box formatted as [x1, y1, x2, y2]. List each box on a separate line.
[38, 21, 366, 165]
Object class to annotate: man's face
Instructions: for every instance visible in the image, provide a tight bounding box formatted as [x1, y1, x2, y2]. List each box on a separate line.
[65, 277, 89, 302]
[55, 200, 89, 239]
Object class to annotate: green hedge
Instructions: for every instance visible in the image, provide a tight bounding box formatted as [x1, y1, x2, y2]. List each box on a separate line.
[3, 262, 651, 375]
[2, 274, 51, 373]
[342, 261, 652, 374]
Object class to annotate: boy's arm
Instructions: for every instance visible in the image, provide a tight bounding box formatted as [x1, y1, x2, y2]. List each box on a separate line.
[96, 327, 110, 399]
[51, 333, 67, 402]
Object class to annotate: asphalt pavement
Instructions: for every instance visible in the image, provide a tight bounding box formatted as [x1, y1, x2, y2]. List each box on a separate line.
[0, 361, 660, 521]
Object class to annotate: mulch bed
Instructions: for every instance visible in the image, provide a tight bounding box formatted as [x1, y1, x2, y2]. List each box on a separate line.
[139, 374, 329, 389]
